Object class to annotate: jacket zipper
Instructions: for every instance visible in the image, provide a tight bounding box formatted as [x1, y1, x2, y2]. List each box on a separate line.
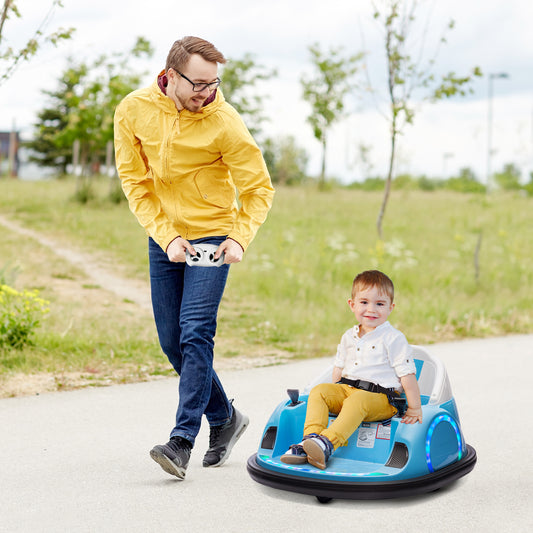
[168, 113, 188, 237]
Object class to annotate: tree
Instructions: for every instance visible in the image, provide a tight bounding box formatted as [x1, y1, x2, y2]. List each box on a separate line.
[444, 167, 485, 194]
[524, 172, 533, 197]
[27, 37, 154, 175]
[262, 135, 309, 185]
[0, 0, 74, 86]
[353, 142, 376, 181]
[493, 163, 522, 191]
[221, 53, 276, 137]
[372, 0, 482, 237]
[25, 74, 78, 174]
[301, 43, 363, 188]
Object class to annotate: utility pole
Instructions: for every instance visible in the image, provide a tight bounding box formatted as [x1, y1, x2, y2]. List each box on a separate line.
[486, 72, 509, 192]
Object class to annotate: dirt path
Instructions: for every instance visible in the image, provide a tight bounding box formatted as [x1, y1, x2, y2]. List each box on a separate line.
[0, 214, 291, 397]
[0, 213, 152, 311]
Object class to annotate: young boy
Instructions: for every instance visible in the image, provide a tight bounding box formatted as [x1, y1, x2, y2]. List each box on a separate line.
[281, 270, 422, 470]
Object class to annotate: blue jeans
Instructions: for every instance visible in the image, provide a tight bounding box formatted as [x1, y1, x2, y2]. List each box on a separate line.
[149, 236, 233, 446]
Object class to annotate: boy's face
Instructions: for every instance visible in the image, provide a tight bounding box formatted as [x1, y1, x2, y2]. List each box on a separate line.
[348, 285, 394, 334]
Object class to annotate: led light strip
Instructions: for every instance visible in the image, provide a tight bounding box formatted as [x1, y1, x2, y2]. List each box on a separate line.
[258, 455, 383, 477]
[425, 414, 462, 473]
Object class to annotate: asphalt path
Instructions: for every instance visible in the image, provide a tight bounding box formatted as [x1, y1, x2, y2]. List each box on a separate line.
[1, 335, 531, 533]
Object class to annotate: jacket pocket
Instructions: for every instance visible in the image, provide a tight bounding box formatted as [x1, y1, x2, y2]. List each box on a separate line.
[193, 165, 235, 209]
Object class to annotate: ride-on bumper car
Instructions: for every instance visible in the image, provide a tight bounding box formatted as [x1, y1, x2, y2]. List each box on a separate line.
[247, 346, 477, 503]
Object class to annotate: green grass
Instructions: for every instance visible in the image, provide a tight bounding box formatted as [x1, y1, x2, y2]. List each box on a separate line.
[224, 186, 532, 355]
[0, 197, 167, 385]
[0, 176, 531, 385]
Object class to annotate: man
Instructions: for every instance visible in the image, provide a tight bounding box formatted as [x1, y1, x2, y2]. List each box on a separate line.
[114, 36, 274, 480]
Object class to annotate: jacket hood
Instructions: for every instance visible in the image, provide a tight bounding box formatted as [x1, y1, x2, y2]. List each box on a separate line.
[152, 70, 225, 120]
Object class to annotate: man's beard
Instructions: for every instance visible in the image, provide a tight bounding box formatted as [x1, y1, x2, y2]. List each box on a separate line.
[174, 88, 204, 113]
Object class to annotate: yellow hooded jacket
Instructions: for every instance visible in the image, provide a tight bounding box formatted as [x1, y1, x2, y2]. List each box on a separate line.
[114, 76, 274, 252]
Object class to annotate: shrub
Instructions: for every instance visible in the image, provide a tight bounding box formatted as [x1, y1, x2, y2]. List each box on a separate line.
[0, 285, 50, 349]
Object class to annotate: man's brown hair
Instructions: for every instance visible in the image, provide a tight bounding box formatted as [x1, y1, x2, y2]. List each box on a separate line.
[351, 270, 395, 303]
[165, 36, 226, 72]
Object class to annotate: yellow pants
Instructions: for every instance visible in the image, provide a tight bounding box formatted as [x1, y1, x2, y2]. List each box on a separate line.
[304, 383, 397, 450]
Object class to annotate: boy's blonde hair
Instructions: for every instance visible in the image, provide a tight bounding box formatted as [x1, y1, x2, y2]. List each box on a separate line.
[351, 270, 395, 303]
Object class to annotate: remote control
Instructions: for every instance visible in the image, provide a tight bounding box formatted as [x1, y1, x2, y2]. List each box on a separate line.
[185, 243, 225, 267]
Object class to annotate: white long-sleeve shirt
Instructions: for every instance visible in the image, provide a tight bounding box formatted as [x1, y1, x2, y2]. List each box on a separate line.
[333, 321, 416, 389]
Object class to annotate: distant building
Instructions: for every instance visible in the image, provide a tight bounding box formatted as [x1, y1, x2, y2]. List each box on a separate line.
[0, 131, 20, 177]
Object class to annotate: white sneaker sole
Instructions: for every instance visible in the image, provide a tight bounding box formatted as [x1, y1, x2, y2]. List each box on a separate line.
[150, 448, 187, 479]
[209, 413, 249, 468]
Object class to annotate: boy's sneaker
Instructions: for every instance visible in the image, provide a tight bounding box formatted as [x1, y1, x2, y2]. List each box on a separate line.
[302, 434, 334, 470]
[203, 405, 249, 467]
[280, 434, 318, 465]
[150, 436, 192, 479]
[280, 443, 307, 465]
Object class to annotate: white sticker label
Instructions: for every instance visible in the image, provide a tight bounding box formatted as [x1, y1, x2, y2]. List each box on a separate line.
[376, 423, 391, 440]
[357, 423, 376, 448]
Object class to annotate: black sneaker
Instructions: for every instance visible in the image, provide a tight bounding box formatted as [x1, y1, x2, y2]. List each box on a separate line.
[150, 436, 192, 479]
[203, 405, 249, 467]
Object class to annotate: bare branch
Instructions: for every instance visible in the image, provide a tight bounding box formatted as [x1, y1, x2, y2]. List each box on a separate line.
[0, 0, 74, 86]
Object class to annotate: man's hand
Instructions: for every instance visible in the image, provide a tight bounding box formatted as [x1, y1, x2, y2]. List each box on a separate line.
[166, 236, 196, 263]
[217, 238, 244, 264]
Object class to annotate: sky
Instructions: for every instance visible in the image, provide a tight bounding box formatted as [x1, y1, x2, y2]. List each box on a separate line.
[1, 0, 532, 183]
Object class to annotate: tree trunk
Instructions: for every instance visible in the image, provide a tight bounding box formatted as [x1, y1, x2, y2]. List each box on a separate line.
[8, 128, 17, 178]
[319, 136, 327, 190]
[376, 130, 396, 239]
[0, 1, 12, 44]
[474, 230, 483, 283]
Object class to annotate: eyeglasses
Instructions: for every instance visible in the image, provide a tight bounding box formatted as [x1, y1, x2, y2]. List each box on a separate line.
[176, 70, 221, 92]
